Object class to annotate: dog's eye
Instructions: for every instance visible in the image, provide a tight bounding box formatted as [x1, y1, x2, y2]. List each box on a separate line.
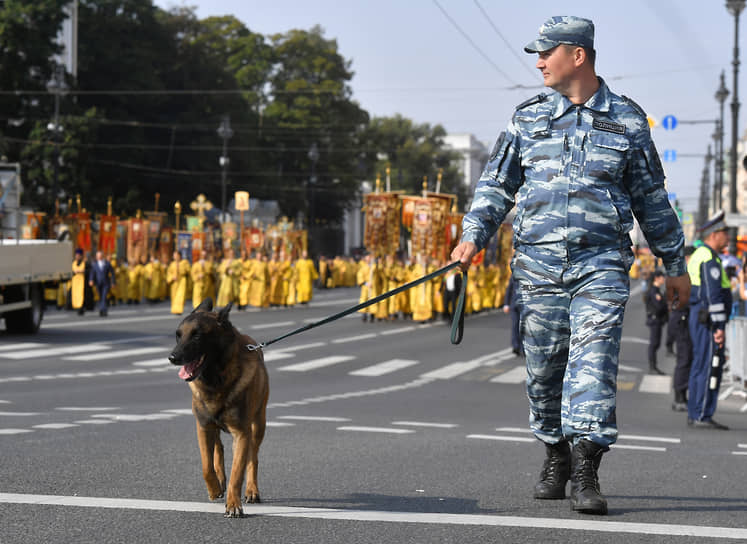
[176, 331, 181, 340]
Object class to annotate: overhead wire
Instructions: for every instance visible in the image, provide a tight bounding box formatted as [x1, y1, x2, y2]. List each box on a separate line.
[472, 0, 540, 81]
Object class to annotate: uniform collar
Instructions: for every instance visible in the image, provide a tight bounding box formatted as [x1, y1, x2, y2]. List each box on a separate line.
[551, 77, 611, 119]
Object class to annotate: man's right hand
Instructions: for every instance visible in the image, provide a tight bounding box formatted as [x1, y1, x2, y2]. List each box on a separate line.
[450, 241, 478, 271]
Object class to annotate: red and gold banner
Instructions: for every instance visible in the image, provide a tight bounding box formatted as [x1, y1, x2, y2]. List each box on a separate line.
[191, 231, 206, 263]
[22, 211, 45, 240]
[244, 226, 265, 254]
[363, 192, 401, 257]
[76, 211, 92, 253]
[98, 215, 118, 255]
[408, 193, 454, 259]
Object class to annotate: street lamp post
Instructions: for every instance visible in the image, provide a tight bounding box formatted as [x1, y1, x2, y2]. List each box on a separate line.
[715, 71, 729, 211]
[726, 0, 745, 254]
[216, 115, 233, 222]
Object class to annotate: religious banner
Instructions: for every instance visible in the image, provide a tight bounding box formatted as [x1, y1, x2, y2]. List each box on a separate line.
[410, 198, 434, 257]
[176, 231, 192, 261]
[186, 216, 201, 232]
[244, 222, 265, 255]
[76, 210, 92, 253]
[400, 195, 418, 231]
[445, 203, 463, 261]
[363, 192, 400, 257]
[127, 215, 147, 264]
[158, 226, 174, 264]
[221, 222, 238, 252]
[144, 212, 166, 255]
[22, 211, 45, 239]
[191, 231, 206, 263]
[98, 214, 118, 255]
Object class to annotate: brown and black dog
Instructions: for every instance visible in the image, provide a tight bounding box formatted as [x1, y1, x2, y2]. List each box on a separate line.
[169, 298, 269, 518]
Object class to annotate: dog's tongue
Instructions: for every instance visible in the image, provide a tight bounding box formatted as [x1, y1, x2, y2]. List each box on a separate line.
[179, 360, 201, 381]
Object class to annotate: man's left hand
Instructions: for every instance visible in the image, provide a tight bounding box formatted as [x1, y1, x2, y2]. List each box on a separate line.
[665, 273, 691, 310]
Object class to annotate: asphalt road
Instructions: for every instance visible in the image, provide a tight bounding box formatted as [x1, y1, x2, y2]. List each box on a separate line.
[1, 283, 747, 543]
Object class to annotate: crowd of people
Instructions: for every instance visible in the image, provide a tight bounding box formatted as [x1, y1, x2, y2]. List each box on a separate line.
[59, 247, 518, 323]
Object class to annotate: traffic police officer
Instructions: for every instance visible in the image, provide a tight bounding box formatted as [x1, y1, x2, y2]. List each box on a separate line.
[451, 16, 690, 515]
[687, 211, 731, 429]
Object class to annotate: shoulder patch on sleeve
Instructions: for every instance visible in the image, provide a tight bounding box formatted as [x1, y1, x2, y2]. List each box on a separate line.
[621, 95, 647, 117]
[709, 265, 721, 281]
[515, 93, 547, 110]
[489, 131, 506, 162]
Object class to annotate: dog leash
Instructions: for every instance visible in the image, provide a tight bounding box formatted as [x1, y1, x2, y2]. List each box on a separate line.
[246, 261, 467, 351]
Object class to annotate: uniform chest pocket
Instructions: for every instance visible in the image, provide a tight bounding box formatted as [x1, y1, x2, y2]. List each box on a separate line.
[586, 132, 630, 183]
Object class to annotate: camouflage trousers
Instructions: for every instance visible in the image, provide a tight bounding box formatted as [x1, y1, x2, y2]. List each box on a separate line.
[512, 245, 632, 449]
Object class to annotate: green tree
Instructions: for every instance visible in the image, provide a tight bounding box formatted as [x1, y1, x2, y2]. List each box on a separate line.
[359, 115, 466, 206]
[262, 26, 369, 227]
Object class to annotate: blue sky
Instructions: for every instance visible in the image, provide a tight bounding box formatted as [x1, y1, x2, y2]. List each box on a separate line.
[154, 0, 744, 218]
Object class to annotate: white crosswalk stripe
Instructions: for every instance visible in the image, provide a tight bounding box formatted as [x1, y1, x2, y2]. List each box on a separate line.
[64, 347, 167, 362]
[278, 355, 356, 372]
[350, 359, 419, 377]
[0, 344, 111, 360]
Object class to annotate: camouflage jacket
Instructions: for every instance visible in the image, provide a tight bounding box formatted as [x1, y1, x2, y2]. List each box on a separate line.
[462, 78, 686, 276]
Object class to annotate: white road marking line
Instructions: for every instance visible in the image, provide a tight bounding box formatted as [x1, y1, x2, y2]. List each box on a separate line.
[610, 444, 666, 452]
[91, 413, 180, 422]
[0, 429, 34, 435]
[618, 434, 680, 444]
[55, 407, 119, 412]
[64, 347, 167, 361]
[731, 451, 747, 456]
[496, 426, 530, 433]
[277, 416, 351, 422]
[161, 409, 193, 415]
[0, 400, 9, 404]
[420, 360, 485, 380]
[337, 426, 415, 434]
[253, 321, 296, 330]
[639, 375, 672, 394]
[43, 315, 180, 328]
[332, 333, 377, 344]
[75, 420, 114, 425]
[267, 421, 295, 427]
[738, 443, 747, 448]
[262, 352, 295, 362]
[278, 355, 355, 372]
[132, 358, 171, 367]
[0, 344, 111, 360]
[265, 341, 327, 353]
[489, 366, 526, 384]
[0, 342, 45, 352]
[467, 434, 535, 443]
[618, 364, 643, 373]
[0, 411, 41, 416]
[350, 359, 419, 376]
[32, 423, 79, 430]
[392, 421, 458, 429]
[0, 377, 32, 382]
[2, 493, 747, 538]
[380, 326, 416, 335]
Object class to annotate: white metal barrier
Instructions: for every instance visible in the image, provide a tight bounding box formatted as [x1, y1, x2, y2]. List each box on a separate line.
[726, 317, 747, 391]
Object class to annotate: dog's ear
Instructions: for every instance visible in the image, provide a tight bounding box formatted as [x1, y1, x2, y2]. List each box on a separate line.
[192, 298, 213, 314]
[217, 302, 233, 325]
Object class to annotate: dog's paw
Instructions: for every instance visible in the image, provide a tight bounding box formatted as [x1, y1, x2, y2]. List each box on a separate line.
[224, 503, 244, 518]
[244, 492, 261, 504]
[209, 491, 224, 501]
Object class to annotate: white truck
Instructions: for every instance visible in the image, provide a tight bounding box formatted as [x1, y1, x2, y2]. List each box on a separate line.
[0, 163, 72, 333]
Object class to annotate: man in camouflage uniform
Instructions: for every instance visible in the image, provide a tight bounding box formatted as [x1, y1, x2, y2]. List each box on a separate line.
[451, 16, 690, 515]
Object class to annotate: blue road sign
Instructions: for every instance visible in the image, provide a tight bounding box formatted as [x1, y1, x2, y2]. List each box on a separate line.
[662, 115, 678, 130]
[662, 149, 677, 162]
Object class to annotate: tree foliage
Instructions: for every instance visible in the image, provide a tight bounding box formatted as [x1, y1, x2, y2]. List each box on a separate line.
[0, 1, 470, 232]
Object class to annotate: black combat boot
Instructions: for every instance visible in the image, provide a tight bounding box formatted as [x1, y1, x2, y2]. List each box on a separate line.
[569, 440, 608, 515]
[533, 441, 571, 499]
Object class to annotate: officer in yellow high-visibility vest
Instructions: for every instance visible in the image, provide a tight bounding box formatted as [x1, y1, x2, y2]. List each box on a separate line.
[687, 210, 732, 430]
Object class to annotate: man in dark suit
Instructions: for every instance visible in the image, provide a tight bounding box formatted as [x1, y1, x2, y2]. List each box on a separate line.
[89, 250, 116, 316]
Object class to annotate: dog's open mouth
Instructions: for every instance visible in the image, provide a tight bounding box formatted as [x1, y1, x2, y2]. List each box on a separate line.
[178, 355, 206, 382]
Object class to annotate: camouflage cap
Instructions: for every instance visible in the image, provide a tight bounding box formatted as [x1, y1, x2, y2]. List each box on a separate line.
[524, 16, 595, 53]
